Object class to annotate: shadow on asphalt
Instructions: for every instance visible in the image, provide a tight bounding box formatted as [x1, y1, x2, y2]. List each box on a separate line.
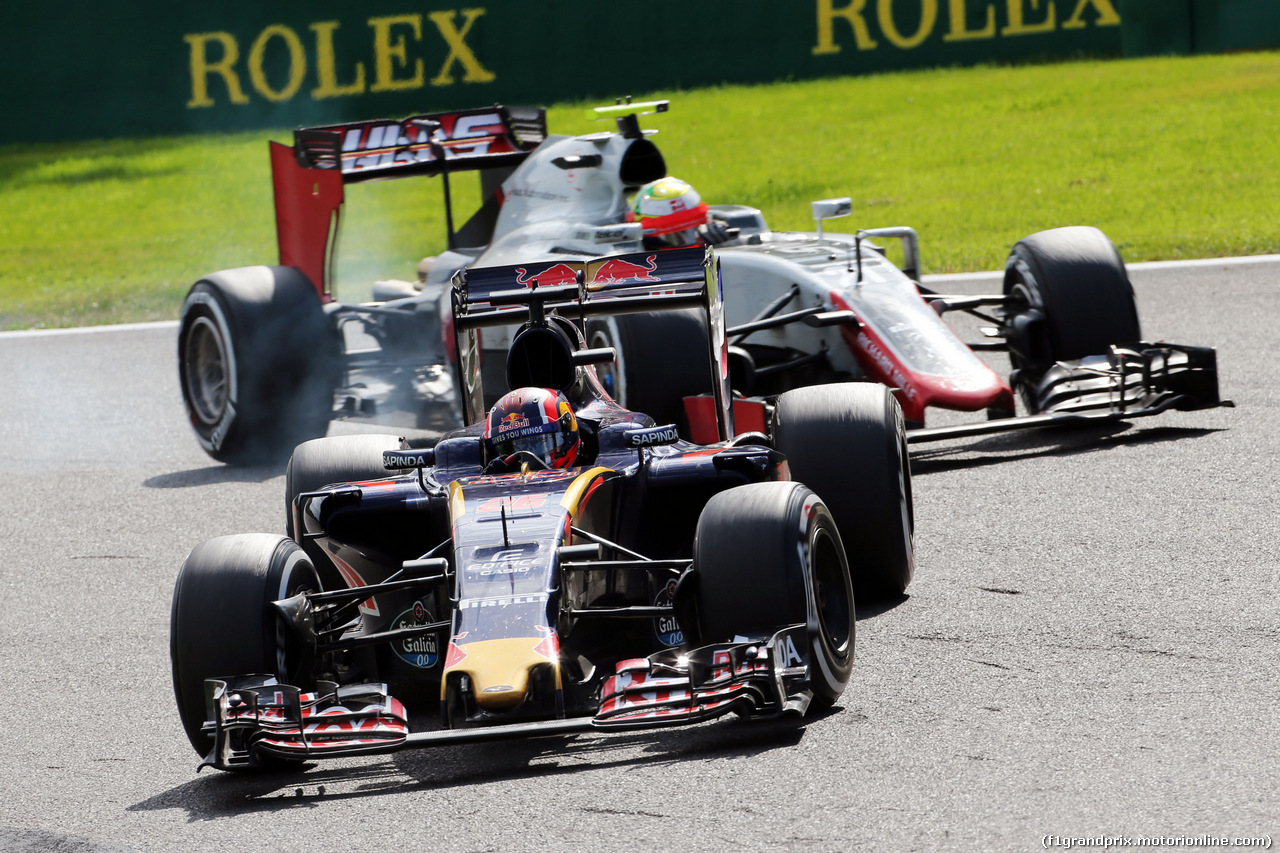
[143, 463, 285, 488]
[856, 593, 909, 620]
[127, 713, 829, 819]
[908, 424, 1223, 476]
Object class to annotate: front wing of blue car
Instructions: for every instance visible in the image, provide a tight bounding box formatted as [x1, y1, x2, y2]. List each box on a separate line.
[196, 626, 816, 771]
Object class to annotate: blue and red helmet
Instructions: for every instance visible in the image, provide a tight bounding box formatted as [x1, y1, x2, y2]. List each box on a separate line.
[484, 387, 580, 471]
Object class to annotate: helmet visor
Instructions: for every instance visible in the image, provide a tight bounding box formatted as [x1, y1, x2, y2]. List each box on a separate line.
[488, 430, 562, 464]
[486, 418, 572, 469]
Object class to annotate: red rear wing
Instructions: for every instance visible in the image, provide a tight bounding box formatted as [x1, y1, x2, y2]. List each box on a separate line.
[271, 106, 547, 299]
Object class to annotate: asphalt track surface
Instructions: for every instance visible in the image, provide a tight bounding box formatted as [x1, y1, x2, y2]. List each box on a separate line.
[0, 259, 1275, 852]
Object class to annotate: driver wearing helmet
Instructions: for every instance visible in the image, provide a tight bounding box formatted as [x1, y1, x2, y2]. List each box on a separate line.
[483, 387, 581, 473]
[628, 177, 737, 249]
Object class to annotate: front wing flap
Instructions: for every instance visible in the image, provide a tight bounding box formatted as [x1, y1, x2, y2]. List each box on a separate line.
[907, 342, 1230, 444]
[200, 677, 408, 771]
[593, 625, 812, 728]
[1030, 342, 1223, 416]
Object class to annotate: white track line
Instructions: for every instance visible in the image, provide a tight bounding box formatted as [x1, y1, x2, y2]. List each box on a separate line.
[3, 254, 1278, 339]
[923, 252, 1280, 284]
[0, 320, 179, 339]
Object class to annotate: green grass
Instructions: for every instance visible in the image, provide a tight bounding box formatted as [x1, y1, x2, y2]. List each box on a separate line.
[3, 51, 1279, 330]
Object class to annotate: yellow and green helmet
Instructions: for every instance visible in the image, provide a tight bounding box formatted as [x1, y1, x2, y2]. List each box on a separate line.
[627, 177, 709, 237]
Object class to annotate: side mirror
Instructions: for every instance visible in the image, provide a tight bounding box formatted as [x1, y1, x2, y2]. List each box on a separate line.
[802, 309, 861, 328]
[811, 197, 853, 238]
[572, 222, 645, 245]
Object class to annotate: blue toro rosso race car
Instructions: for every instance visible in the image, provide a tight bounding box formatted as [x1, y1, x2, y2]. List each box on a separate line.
[170, 246, 915, 771]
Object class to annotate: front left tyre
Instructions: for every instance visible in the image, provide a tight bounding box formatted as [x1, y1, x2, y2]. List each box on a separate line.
[170, 534, 319, 758]
[178, 266, 340, 465]
[693, 481, 855, 709]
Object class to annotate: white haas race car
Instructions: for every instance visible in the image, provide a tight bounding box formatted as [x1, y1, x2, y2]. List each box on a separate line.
[177, 100, 1227, 464]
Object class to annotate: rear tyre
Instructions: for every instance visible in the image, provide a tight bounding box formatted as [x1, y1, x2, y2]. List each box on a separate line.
[693, 482, 854, 709]
[1003, 226, 1141, 411]
[772, 383, 913, 600]
[585, 309, 713, 428]
[170, 534, 320, 758]
[178, 266, 340, 465]
[285, 434, 404, 540]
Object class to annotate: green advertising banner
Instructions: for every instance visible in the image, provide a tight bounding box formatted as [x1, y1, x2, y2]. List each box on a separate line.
[1, 0, 1268, 144]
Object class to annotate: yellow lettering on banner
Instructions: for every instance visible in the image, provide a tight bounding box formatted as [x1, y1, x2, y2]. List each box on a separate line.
[429, 9, 496, 85]
[1063, 0, 1120, 28]
[943, 0, 995, 42]
[247, 25, 306, 102]
[185, 32, 248, 108]
[311, 21, 367, 98]
[369, 14, 425, 91]
[878, 0, 936, 49]
[1004, 0, 1056, 34]
[813, 0, 878, 54]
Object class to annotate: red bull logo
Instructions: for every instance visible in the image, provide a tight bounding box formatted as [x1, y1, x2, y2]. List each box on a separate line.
[590, 255, 659, 286]
[498, 412, 530, 432]
[514, 263, 579, 288]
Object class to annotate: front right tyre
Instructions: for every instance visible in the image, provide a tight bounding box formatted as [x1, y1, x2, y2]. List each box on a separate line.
[170, 534, 319, 758]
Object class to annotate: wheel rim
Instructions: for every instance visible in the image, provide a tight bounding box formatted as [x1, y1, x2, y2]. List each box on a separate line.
[184, 316, 229, 426]
[1005, 279, 1036, 369]
[273, 567, 318, 684]
[811, 526, 853, 657]
[1006, 279, 1046, 412]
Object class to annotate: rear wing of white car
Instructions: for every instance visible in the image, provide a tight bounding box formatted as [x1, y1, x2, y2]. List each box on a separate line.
[288, 106, 547, 180]
[271, 106, 547, 300]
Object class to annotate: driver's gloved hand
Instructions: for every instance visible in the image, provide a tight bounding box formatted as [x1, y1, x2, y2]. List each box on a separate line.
[483, 449, 551, 475]
[700, 220, 738, 246]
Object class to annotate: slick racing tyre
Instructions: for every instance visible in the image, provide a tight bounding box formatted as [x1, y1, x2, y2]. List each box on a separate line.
[585, 308, 713, 431]
[170, 534, 320, 759]
[772, 383, 914, 600]
[285, 432, 404, 584]
[693, 482, 854, 709]
[178, 266, 340, 465]
[1003, 226, 1141, 411]
[285, 433, 404, 542]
